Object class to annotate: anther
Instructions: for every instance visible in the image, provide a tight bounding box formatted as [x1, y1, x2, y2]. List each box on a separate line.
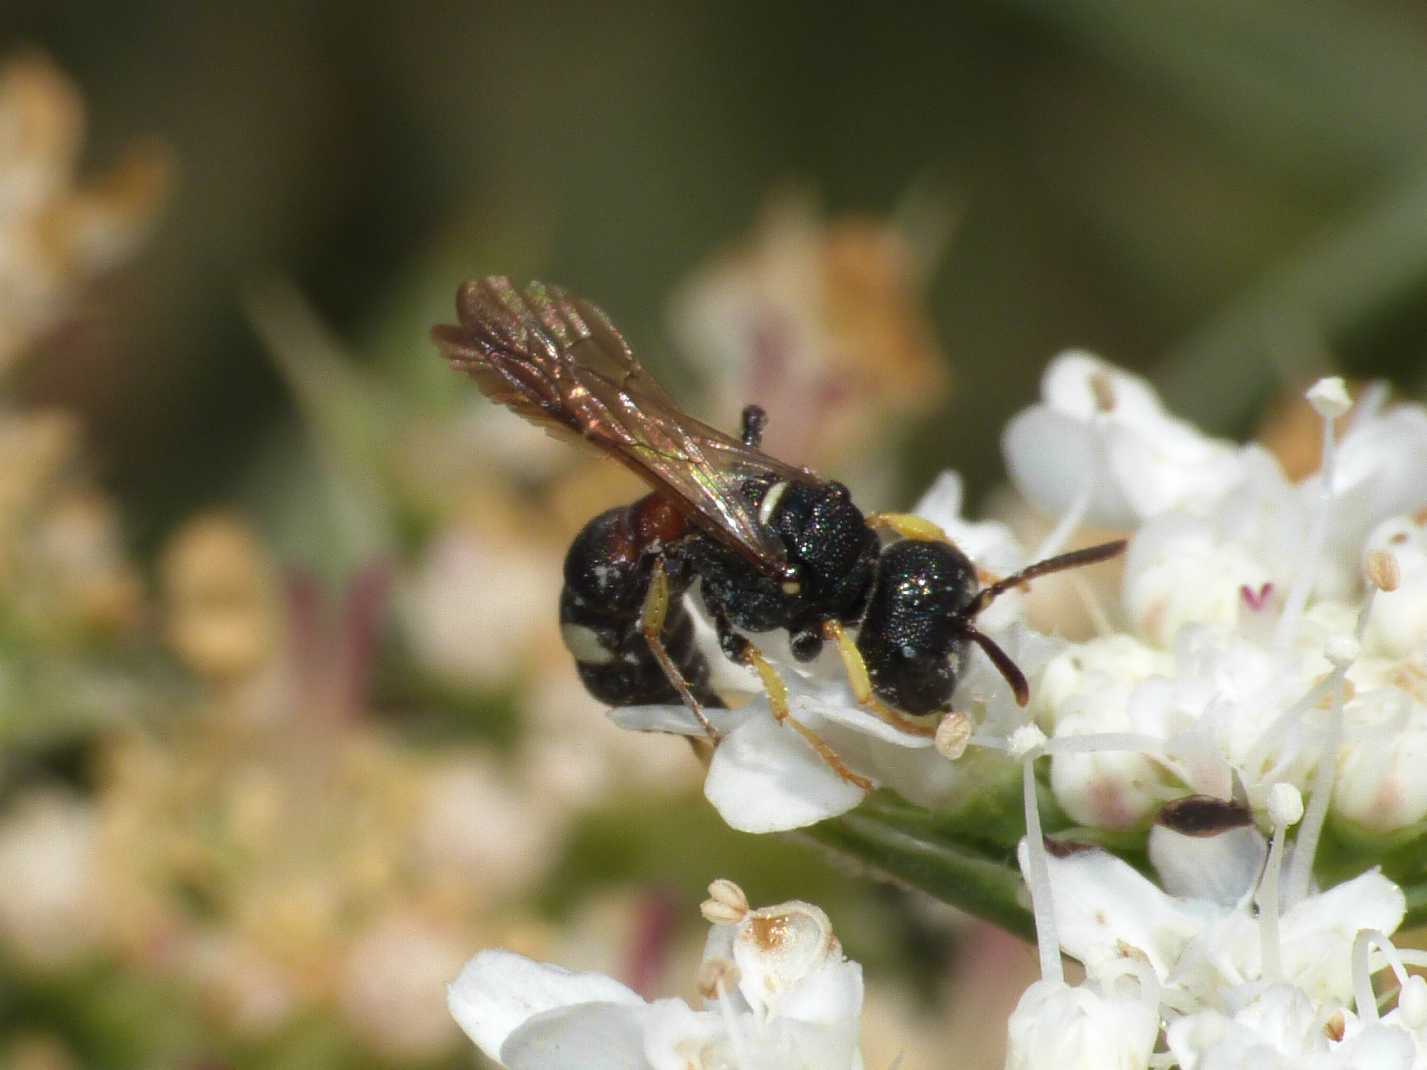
[701, 879, 749, 926]
[696, 956, 741, 1000]
[935, 712, 972, 760]
[1366, 549, 1401, 593]
[1306, 376, 1352, 419]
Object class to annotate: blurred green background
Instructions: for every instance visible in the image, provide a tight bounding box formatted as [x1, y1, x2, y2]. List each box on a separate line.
[11, 0, 1427, 543]
[5, 3, 1427, 1068]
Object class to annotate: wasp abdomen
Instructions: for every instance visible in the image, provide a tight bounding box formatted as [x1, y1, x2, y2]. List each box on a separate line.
[559, 502, 721, 709]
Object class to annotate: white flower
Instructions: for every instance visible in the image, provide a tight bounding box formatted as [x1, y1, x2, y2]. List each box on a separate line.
[1121, 447, 1303, 648]
[1359, 513, 1427, 659]
[1002, 351, 1247, 529]
[1165, 984, 1415, 1069]
[449, 881, 864, 1070]
[1311, 401, 1427, 602]
[600, 362, 1427, 861]
[1005, 977, 1159, 1070]
[1009, 771, 1414, 1069]
[1033, 634, 1175, 828]
[1003, 370, 1427, 844]
[1032, 824, 1404, 1008]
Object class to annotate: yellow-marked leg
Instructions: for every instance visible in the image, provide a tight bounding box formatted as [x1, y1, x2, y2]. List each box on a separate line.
[822, 619, 937, 738]
[641, 561, 720, 741]
[741, 643, 873, 793]
[864, 512, 951, 544]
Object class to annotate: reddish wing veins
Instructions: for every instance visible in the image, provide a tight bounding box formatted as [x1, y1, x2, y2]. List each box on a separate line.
[431, 276, 811, 578]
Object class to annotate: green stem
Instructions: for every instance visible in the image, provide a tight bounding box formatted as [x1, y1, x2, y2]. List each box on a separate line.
[808, 809, 1034, 940]
[1403, 880, 1427, 932]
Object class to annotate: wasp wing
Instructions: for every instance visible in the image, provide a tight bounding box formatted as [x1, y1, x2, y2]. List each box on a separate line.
[432, 276, 810, 577]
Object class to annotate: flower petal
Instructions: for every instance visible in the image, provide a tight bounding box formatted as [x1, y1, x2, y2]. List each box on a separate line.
[909, 469, 967, 528]
[609, 703, 756, 737]
[1005, 978, 1159, 1070]
[448, 949, 644, 1061]
[799, 693, 935, 748]
[776, 959, 864, 1030]
[1041, 352, 1163, 422]
[1279, 870, 1405, 1004]
[500, 1002, 652, 1070]
[639, 999, 723, 1070]
[1003, 406, 1133, 528]
[704, 713, 867, 832]
[1023, 842, 1198, 985]
[911, 470, 1025, 581]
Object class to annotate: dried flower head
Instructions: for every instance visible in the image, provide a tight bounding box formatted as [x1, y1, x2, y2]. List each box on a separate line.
[0, 50, 167, 374]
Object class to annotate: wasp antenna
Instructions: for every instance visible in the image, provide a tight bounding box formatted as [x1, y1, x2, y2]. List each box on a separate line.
[967, 539, 1127, 618]
[963, 625, 1030, 706]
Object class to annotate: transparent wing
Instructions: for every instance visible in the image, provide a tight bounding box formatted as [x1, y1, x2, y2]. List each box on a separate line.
[432, 276, 812, 576]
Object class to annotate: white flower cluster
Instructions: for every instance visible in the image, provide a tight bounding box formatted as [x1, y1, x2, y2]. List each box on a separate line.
[997, 359, 1427, 1067]
[607, 351, 1427, 1066]
[449, 879, 864, 1069]
[1009, 356, 1427, 838]
[1006, 775, 1427, 1068]
[618, 353, 1427, 843]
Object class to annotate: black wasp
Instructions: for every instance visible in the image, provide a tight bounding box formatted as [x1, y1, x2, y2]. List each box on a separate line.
[433, 278, 1125, 791]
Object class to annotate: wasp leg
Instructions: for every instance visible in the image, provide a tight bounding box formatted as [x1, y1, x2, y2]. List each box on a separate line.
[707, 607, 872, 792]
[864, 512, 951, 544]
[822, 619, 938, 738]
[641, 559, 721, 741]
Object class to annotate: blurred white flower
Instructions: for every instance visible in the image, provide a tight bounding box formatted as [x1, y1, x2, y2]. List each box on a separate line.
[337, 912, 467, 1060]
[0, 788, 102, 969]
[1002, 351, 1247, 529]
[182, 931, 298, 1037]
[669, 193, 948, 473]
[450, 880, 864, 1069]
[400, 521, 560, 689]
[518, 667, 700, 813]
[1121, 451, 1300, 647]
[416, 752, 566, 901]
